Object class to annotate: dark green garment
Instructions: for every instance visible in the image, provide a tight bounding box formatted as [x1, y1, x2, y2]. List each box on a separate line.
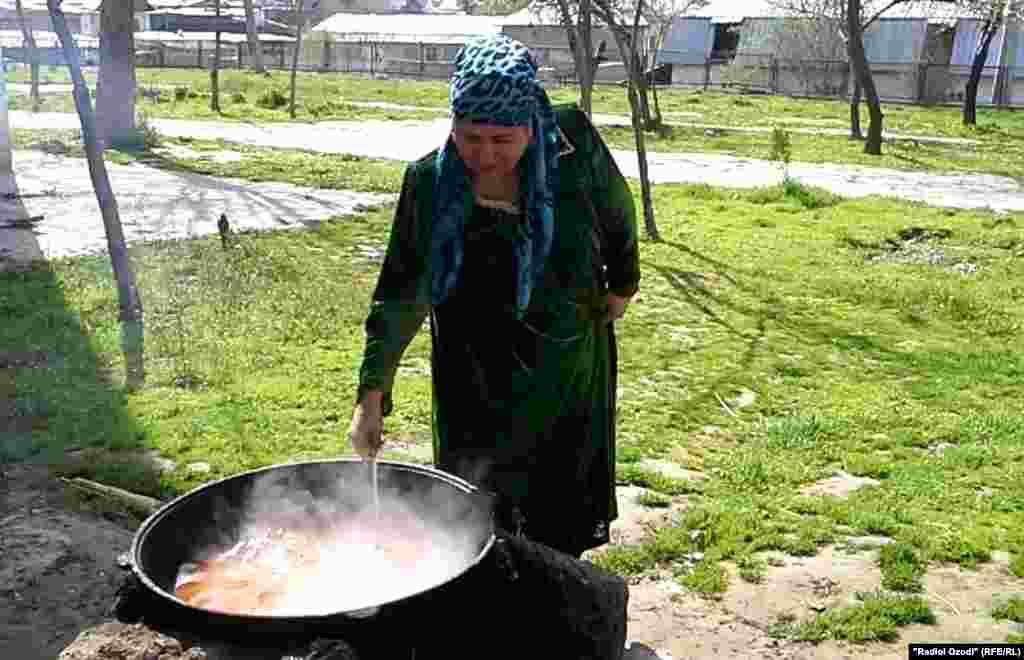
[357, 105, 640, 555]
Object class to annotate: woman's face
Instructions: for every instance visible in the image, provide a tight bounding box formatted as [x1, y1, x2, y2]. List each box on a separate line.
[452, 121, 532, 178]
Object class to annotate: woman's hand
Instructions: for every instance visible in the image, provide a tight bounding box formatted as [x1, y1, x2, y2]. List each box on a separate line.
[350, 391, 385, 459]
[604, 294, 631, 324]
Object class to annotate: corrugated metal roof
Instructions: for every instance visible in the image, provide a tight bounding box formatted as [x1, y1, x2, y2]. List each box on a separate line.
[691, 0, 963, 24]
[135, 30, 294, 42]
[0, 28, 98, 47]
[311, 12, 502, 41]
[503, 3, 648, 27]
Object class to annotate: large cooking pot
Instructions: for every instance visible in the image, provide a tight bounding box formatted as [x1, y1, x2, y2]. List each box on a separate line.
[127, 459, 495, 640]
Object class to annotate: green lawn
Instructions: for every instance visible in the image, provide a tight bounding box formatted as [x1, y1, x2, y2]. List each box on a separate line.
[4, 161, 1023, 607]
[8, 68, 1024, 178]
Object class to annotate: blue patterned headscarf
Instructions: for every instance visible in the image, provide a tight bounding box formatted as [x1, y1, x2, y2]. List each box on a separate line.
[431, 35, 560, 316]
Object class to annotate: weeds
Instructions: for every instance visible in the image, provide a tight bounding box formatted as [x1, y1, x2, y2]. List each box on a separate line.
[776, 591, 935, 642]
[878, 542, 927, 592]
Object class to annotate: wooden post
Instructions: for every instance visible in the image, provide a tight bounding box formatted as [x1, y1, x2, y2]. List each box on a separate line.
[419, 41, 425, 76]
[237, 42, 243, 69]
[704, 56, 711, 91]
[771, 55, 779, 94]
[158, 42, 165, 67]
[370, 41, 375, 76]
[322, 39, 332, 71]
[197, 40, 203, 68]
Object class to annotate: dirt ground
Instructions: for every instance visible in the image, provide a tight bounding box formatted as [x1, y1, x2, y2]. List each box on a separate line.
[2, 464, 1023, 660]
[0, 465, 135, 660]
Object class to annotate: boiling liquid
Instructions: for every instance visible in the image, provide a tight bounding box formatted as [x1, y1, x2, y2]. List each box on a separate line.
[173, 508, 474, 616]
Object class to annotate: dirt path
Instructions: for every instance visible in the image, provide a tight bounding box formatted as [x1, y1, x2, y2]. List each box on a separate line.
[598, 484, 1024, 660]
[9, 111, 1024, 213]
[0, 150, 395, 265]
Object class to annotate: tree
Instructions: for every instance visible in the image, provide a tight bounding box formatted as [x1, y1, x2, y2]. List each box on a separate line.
[593, 0, 660, 240]
[96, 0, 137, 149]
[211, 0, 222, 113]
[641, 0, 710, 125]
[769, 0, 952, 155]
[14, 0, 40, 111]
[960, 1, 1022, 125]
[244, 0, 267, 74]
[551, 0, 599, 116]
[47, 0, 146, 389]
[290, 0, 305, 119]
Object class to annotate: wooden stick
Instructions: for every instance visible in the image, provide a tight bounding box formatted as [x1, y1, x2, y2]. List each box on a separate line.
[60, 477, 161, 516]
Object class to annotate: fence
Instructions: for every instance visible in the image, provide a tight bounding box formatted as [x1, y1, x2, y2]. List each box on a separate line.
[5, 38, 1022, 109]
[659, 49, 1024, 108]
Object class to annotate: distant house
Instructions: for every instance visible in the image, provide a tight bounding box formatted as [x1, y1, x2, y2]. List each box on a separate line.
[0, 0, 103, 35]
[949, 18, 1024, 105]
[138, 0, 294, 37]
[500, 3, 648, 82]
[308, 11, 501, 76]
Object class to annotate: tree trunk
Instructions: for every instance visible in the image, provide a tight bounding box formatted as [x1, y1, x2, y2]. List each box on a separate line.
[211, 0, 221, 113]
[606, 5, 659, 241]
[47, 0, 145, 390]
[96, 0, 136, 149]
[556, 0, 594, 117]
[243, 0, 266, 74]
[845, 0, 883, 155]
[964, 19, 1000, 126]
[849, 78, 862, 139]
[14, 0, 40, 111]
[290, 0, 305, 119]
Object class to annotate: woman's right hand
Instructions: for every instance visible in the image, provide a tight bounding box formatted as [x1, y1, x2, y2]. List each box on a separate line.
[349, 391, 384, 459]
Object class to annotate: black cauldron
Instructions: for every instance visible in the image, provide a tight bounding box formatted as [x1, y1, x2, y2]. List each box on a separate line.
[125, 459, 495, 642]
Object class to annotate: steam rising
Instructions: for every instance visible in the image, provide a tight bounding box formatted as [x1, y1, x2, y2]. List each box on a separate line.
[174, 462, 491, 616]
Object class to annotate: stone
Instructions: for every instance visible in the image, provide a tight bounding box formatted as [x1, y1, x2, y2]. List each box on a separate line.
[185, 462, 211, 475]
[798, 471, 880, 499]
[728, 389, 757, 410]
[639, 459, 708, 483]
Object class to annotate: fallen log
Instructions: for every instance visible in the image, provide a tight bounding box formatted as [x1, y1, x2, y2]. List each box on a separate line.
[60, 476, 161, 517]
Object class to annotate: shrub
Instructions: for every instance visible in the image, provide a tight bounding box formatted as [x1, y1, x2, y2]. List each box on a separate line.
[256, 88, 288, 110]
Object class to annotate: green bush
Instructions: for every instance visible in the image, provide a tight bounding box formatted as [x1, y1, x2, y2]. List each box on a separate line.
[257, 88, 289, 110]
[174, 86, 190, 102]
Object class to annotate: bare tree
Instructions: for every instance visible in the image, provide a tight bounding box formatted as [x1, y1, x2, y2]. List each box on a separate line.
[244, 0, 267, 74]
[212, 0, 222, 113]
[594, 0, 660, 240]
[642, 0, 710, 125]
[47, 0, 145, 389]
[960, 1, 1021, 125]
[14, 0, 40, 111]
[553, 0, 599, 116]
[290, 0, 306, 119]
[96, 0, 137, 149]
[769, 0, 953, 154]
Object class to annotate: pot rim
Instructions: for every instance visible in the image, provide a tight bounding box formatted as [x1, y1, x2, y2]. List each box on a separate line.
[129, 458, 496, 621]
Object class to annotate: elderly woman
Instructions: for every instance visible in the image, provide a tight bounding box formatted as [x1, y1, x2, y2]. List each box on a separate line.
[350, 35, 640, 558]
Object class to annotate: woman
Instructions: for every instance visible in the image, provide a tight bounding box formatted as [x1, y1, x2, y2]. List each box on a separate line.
[350, 35, 640, 557]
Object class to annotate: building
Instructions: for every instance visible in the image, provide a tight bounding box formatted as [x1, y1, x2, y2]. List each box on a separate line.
[949, 17, 1024, 106]
[307, 11, 501, 76]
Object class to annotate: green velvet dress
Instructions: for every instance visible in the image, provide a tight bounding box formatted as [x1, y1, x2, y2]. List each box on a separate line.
[357, 105, 640, 555]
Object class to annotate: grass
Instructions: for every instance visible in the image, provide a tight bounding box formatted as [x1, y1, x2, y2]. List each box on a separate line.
[7, 67, 1023, 178]
[4, 135, 1024, 642]
[992, 597, 1024, 623]
[773, 591, 936, 642]
[878, 542, 927, 593]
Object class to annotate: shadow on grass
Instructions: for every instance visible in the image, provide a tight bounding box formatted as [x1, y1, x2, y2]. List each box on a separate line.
[648, 239, 1023, 404]
[1, 173, 161, 500]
